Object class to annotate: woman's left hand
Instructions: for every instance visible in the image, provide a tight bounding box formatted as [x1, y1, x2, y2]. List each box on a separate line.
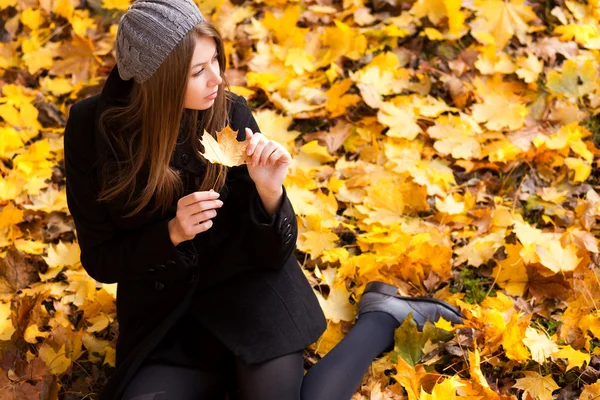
[244, 128, 292, 193]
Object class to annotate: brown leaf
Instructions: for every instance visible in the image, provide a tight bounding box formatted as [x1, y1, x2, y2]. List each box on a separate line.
[0, 248, 39, 294]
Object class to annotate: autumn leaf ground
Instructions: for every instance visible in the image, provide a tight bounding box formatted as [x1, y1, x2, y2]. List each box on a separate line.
[3, 0, 600, 399]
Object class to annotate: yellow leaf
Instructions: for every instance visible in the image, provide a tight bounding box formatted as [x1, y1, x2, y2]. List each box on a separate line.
[513, 371, 559, 400]
[24, 323, 50, 344]
[435, 194, 465, 215]
[516, 53, 544, 83]
[313, 269, 354, 323]
[43, 241, 81, 269]
[103, 345, 116, 367]
[564, 157, 591, 183]
[491, 243, 528, 297]
[471, 0, 537, 48]
[454, 232, 504, 267]
[420, 375, 464, 400]
[552, 345, 590, 371]
[299, 140, 336, 163]
[0, 301, 15, 341]
[471, 93, 527, 131]
[580, 382, 600, 400]
[102, 0, 130, 10]
[297, 214, 338, 259]
[502, 313, 531, 362]
[39, 343, 71, 375]
[0, 0, 16, 10]
[393, 357, 426, 400]
[199, 126, 248, 167]
[434, 317, 454, 331]
[546, 59, 597, 102]
[523, 327, 559, 364]
[312, 321, 345, 357]
[20, 8, 45, 30]
[377, 102, 421, 140]
[535, 241, 581, 274]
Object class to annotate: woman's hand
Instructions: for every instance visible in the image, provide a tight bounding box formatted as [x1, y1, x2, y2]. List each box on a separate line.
[244, 128, 291, 194]
[168, 190, 223, 246]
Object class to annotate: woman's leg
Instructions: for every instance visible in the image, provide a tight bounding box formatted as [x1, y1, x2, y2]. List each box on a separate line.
[233, 351, 304, 400]
[121, 361, 229, 400]
[300, 311, 398, 400]
[233, 311, 397, 400]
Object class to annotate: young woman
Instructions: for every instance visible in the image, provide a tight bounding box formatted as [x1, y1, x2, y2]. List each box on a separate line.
[63, 0, 464, 399]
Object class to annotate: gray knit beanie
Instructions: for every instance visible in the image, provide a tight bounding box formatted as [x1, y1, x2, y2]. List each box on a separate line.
[116, 0, 206, 83]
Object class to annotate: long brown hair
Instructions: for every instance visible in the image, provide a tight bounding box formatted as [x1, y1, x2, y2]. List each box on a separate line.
[97, 22, 230, 219]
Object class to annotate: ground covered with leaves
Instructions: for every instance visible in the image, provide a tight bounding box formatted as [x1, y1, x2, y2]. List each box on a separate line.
[2, 0, 600, 398]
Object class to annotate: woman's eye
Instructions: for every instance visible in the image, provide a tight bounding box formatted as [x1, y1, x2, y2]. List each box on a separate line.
[192, 55, 219, 77]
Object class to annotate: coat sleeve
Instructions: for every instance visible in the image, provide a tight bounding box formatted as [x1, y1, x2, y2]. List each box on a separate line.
[64, 100, 198, 284]
[227, 94, 298, 270]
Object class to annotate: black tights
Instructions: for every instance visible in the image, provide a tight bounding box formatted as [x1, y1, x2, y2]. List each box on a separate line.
[121, 312, 398, 400]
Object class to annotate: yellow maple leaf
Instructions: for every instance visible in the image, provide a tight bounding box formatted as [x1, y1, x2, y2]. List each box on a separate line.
[393, 357, 427, 400]
[523, 327, 559, 364]
[377, 102, 422, 140]
[199, 126, 248, 167]
[454, 232, 504, 267]
[24, 323, 50, 344]
[43, 240, 81, 269]
[297, 214, 338, 260]
[312, 321, 345, 357]
[535, 240, 581, 274]
[546, 59, 597, 102]
[552, 345, 590, 371]
[513, 371, 559, 400]
[471, 93, 527, 131]
[491, 243, 528, 297]
[39, 343, 71, 375]
[502, 313, 531, 362]
[580, 382, 600, 400]
[564, 157, 591, 183]
[471, 0, 537, 48]
[420, 375, 464, 400]
[314, 268, 354, 323]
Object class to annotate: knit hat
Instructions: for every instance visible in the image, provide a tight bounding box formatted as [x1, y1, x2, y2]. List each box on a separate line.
[116, 0, 206, 84]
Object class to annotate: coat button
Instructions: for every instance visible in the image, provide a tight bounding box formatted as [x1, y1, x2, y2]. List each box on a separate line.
[156, 264, 167, 272]
[181, 153, 190, 166]
[283, 233, 293, 244]
[155, 281, 165, 291]
[187, 273, 196, 284]
[146, 267, 156, 275]
[166, 260, 176, 267]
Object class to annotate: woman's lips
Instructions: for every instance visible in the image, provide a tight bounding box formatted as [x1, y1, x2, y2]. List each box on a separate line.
[205, 91, 218, 99]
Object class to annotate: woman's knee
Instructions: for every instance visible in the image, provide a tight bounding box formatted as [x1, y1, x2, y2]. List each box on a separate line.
[121, 362, 228, 400]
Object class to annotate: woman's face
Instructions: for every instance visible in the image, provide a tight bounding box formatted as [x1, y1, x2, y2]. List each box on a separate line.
[184, 35, 222, 111]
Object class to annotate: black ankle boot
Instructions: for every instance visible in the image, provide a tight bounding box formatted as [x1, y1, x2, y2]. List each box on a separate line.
[357, 281, 465, 330]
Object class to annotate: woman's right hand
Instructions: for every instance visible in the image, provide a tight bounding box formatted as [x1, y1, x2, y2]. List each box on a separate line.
[168, 189, 223, 246]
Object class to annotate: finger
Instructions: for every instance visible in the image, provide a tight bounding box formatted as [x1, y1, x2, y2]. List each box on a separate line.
[251, 138, 267, 165]
[259, 142, 278, 166]
[194, 199, 223, 213]
[244, 127, 253, 142]
[180, 190, 220, 207]
[191, 209, 217, 224]
[267, 148, 287, 166]
[195, 219, 213, 233]
[247, 131, 263, 157]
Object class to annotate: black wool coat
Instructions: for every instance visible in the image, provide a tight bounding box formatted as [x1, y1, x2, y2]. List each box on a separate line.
[63, 65, 327, 400]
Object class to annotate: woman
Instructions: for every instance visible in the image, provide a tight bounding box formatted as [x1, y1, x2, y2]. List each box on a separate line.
[63, 0, 465, 399]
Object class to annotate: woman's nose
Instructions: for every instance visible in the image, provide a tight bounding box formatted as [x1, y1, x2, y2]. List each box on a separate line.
[208, 65, 222, 87]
